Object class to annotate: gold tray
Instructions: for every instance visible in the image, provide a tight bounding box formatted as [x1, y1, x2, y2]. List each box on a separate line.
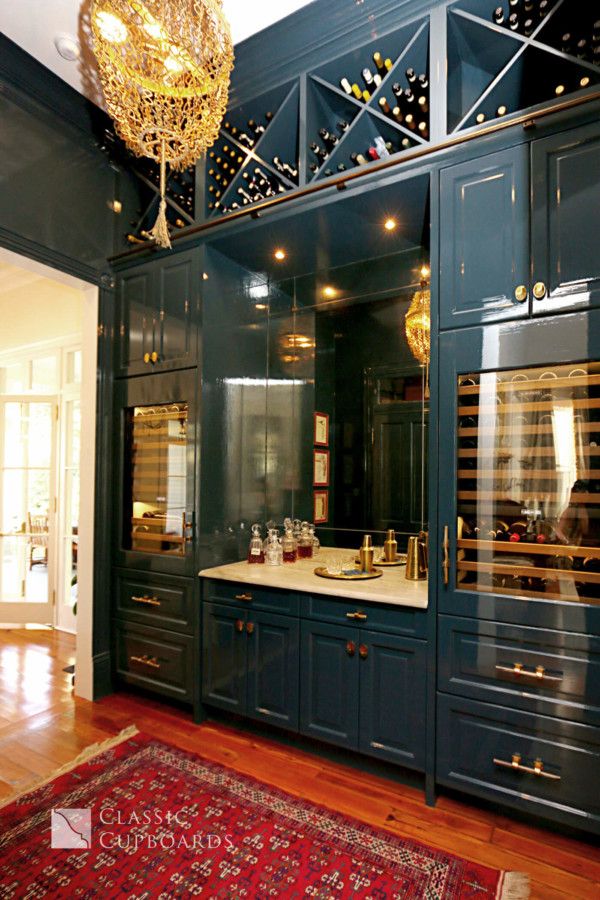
[315, 566, 383, 581]
[355, 556, 407, 567]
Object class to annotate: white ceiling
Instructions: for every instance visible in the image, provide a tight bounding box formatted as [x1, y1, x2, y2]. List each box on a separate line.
[0, 1, 313, 104]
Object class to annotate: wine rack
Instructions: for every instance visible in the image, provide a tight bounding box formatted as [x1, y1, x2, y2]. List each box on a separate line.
[456, 361, 600, 605]
[126, 404, 189, 557]
[448, 0, 600, 132]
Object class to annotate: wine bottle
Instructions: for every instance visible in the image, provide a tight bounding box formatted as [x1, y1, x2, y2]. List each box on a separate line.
[576, 38, 588, 59]
[538, 0, 549, 17]
[508, 13, 519, 31]
[418, 73, 429, 92]
[310, 142, 328, 161]
[418, 121, 429, 138]
[338, 120, 350, 133]
[373, 51, 386, 74]
[340, 77, 353, 95]
[378, 96, 392, 114]
[406, 67, 417, 85]
[392, 106, 404, 123]
[418, 94, 429, 113]
[404, 88, 416, 105]
[561, 32, 573, 55]
[337, 162, 347, 172]
[404, 113, 416, 130]
[401, 136, 411, 149]
[384, 58, 393, 72]
[373, 72, 382, 87]
[351, 83, 362, 100]
[523, 0, 533, 12]
[265, 111, 274, 123]
[493, 7, 505, 26]
[248, 119, 265, 138]
[367, 147, 380, 161]
[319, 128, 339, 150]
[350, 151, 367, 166]
[593, 21, 600, 44]
[362, 67, 375, 88]
[523, 18, 534, 36]
[392, 82, 404, 100]
[309, 162, 318, 173]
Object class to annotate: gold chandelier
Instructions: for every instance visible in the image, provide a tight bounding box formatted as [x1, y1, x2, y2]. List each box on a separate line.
[92, 0, 234, 247]
[405, 265, 431, 366]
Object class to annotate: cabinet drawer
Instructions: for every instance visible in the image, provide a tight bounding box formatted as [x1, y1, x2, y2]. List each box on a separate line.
[305, 594, 427, 638]
[437, 694, 600, 832]
[203, 579, 299, 615]
[438, 616, 600, 725]
[115, 622, 194, 702]
[115, 570, 195, 634]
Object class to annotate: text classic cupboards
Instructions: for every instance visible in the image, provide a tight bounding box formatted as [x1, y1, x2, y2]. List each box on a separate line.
[115, 249, 200, 377]
[440, 120, 600, 329]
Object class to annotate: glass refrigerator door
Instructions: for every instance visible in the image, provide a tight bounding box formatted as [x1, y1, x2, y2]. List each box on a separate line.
[125, 403, 190, 557]
[456, 362, 600, 605]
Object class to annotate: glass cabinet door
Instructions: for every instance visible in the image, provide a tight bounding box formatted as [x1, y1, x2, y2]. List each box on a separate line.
[125, 403, 190, 557]
[456, 362, 600, 606]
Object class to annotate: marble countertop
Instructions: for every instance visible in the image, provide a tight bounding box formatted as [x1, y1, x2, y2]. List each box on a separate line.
[199, 549, 428, 609]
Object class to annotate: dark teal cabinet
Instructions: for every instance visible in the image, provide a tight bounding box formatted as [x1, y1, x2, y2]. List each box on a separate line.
[202, 602, 247, 713]
[116, 250, 200, 377]
[202, 601, 300, 728]
[299, 619, 360, 749]
[359, 630, 426, 768]
[440, 145, 530, 329]
[532, 122, 600, 316]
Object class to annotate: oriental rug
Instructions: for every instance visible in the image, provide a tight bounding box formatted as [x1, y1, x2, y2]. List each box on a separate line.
[0, 727, 528, 899]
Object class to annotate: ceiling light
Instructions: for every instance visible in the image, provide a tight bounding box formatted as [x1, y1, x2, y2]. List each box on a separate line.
[54, 33, 81, 61]
[323, 285, 337, 298]
[274, 249, 286, 261]
[95, 10, 128, 44]
[555, 84, 565, 96]
[202, 272, 209, 280]
[580, 76, 590, 88]
[384, 217, 397, 231]
[108, 199, 122, 213]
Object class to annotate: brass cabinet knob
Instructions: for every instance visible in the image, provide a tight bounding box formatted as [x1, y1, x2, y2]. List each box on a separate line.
[514, 284, 528, 303]
[143, 352, 151, 364]
[358, 643, 369, 660]
[150, 350, 159, 363]
[346, 640, 356, 657]
[246, 621, 254, 635]
[235, 619, 244, 633]
[533, 281, 547, 300]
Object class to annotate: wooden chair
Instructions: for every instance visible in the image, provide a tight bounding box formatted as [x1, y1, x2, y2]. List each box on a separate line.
[27, 513, 49, 570]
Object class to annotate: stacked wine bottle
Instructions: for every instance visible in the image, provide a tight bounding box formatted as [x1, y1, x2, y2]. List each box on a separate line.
[338, 50, 395, 104]
[376, 68, 430, 140]
[491, 0, 552, 37]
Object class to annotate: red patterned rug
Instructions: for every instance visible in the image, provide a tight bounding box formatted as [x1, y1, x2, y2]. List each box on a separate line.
[0, 727, 528, 899]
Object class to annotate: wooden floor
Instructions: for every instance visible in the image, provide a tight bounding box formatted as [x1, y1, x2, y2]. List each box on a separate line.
[0, 629, 598, 899]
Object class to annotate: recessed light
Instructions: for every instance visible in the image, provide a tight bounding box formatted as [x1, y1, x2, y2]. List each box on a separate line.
[202, 272, 209, 281]
[108, 199, 122, 214]
[555, 84, 566, 96]
[580, 76, 591, 88]
[384, 217, 397, 231]
[54, 33, 81, 61]
[274, 249, 286, 261]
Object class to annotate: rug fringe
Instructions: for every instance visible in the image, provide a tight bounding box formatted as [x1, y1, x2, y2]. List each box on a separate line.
[498, 871, 530, 900]
[0, 725, 139, 811]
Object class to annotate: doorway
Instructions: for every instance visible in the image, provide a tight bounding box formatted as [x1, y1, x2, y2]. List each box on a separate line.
[0, 248, 97, 700]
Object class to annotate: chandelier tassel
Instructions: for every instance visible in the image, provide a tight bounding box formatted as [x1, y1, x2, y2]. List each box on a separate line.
[149, 140, 172, 250]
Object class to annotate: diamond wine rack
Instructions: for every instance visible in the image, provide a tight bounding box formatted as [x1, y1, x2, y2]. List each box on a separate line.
[121, 0, 600, 233]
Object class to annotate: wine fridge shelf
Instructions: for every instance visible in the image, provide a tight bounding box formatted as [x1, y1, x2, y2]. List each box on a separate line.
[466, 581, 600, 606]
[457, 539, 600, 559]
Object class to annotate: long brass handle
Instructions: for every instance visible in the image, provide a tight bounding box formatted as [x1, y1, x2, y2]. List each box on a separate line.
[235, 593, 253, 602]
[130, 654, 161, 670]
[131, 594, 161, 607]
[346, 640, 356, 657]
[533, 281, 547, 300]
[495, 663, 563, 685]
[442, 525, 449, 586]
[358, 643, 368, 660]
[494, 753, 560, 781]
[235, 619, 244, 633]
[346, 611, 367, 620]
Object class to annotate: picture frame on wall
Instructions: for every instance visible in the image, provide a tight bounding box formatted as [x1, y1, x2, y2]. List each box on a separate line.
[313, 490, 328, 524]
[313, 448, 330, 487]
[313, 412, 329, 447]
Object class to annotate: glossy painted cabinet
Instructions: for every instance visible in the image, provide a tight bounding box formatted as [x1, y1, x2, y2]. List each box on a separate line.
[202, 600, 300, 729]
[116, 250, 200, 377]
[440, 122, 600, 329]
[440, 145, 530, 329]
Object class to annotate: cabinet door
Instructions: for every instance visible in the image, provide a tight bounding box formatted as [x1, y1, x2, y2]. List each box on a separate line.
[359, 630, 426, 770]
[440, 146, 530, 329]
[299, 620, 359, 749]
[155, 251, 199, 370]
[116, 267, 155, 377]
[438, 315, 600, 636]
[202, 602, 247, 713]
[532, 122, 600, 315]
[246, 610, 300, 730]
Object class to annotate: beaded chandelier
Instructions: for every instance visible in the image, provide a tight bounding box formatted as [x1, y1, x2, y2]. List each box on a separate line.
[405, 266, 431, 366]
[92, 0, 234, 247]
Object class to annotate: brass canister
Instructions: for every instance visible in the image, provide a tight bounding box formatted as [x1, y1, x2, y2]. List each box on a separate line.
[405, 535, 427, 580]
[384, 529, 397, 562]
[359, 534, 375, 573]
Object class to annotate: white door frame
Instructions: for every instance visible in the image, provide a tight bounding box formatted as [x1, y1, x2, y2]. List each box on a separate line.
[0, 247, 97, 701]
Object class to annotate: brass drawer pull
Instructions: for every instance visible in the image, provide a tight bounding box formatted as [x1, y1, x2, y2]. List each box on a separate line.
[346, 611, 367, 620]
[495, 663, 563, 685]
[358, 643, 368, 660]
[131, 594, 161, 607]
[494, 752, 560, 781]
[130, 654, 161, 670]
[235, 593, 253, 601]
[346, 640, 356, 657]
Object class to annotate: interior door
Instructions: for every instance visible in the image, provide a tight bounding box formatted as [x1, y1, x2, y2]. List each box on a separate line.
[0, 397, 56, 624]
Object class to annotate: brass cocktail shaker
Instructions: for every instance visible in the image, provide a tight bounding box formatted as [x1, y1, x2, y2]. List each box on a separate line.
[359, 534, 375, 573]
[384, 529, 397, 562]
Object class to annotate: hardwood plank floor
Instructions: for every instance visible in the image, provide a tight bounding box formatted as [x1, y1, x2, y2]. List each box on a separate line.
[0, 628, 598, 899]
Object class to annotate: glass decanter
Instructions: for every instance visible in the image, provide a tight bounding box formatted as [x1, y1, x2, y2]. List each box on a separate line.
[265, 528, 283, 566]
[282, 526, 297, 563]
[297, 521, 313, 559]
[247, 523, 265, 564]
[309, 523, 320, 555]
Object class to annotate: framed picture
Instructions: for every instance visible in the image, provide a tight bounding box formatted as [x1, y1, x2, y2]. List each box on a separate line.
[313, 490, 329, 524]
[313, 448, 330, 486]
[313, 411, 329, 447]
